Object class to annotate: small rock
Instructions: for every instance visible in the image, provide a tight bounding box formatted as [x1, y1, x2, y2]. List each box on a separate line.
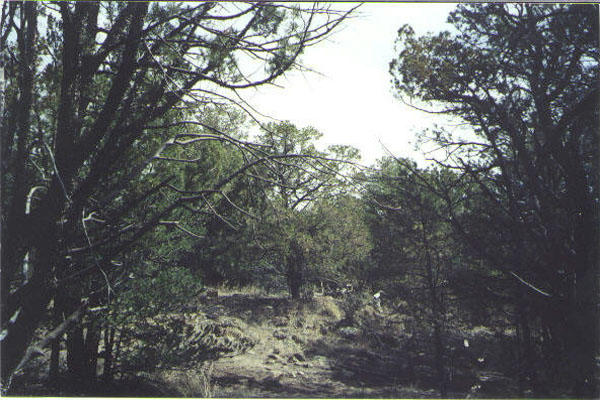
[338, 326, 359, 339]
[272, 348, 280, 354]
[320, 326, 328, 335]
[287, 352, 306, 363]
[313, 355, 328, 365]
[263, 375, 281, 387]
[341, 369, 354, 378]
[291, 334, 303, 344]
[273, 330, 287, 340]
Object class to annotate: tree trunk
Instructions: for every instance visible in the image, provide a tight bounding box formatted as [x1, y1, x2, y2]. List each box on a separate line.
[427, 275, 447, 397]
[102, 327, 115, 383]
[66, 324, 86, 380]
[84, 321, 100, 381]
[567, 261, 598, 398]
[432, 316, 446, 397]
[0, 2, 44, 388]
[1, 166, 71, 388]
[567, 182, 598, 398]
[287, 266, 302, 300]
[48, 290, 68, 381]
[49, 301, 62, 381]
[113, 330, 124, 380]
[420, 216, 447, 398]
[49, 337, 60, 381]
[516, 300, 537, 395]
[0, 278, 51, 386]
[286, 240, 305, 300]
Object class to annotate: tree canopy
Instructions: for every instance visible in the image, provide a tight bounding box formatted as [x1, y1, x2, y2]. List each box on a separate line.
[390, 3, 598, 396]
[0, 1, 355, 386]
[1, 3, 597, 398]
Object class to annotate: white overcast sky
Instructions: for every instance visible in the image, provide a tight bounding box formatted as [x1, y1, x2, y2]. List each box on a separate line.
[244, 3, 459, 166]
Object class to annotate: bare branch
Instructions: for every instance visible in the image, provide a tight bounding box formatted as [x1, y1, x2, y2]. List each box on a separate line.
[159, 220, 205, 239]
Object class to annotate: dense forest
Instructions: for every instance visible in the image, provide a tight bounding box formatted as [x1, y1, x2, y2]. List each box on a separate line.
[1, 2, 598, 398]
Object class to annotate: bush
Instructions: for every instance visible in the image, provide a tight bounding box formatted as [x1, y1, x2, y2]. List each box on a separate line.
[339, 291, 370, 325]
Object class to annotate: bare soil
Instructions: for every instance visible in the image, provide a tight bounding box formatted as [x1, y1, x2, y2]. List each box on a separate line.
[9, 289, 514, 397]
[135, 291, 450, 398]
[198, 293, 432, 398]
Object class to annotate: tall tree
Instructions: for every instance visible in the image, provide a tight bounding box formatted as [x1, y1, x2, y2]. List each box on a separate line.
[364, 157, 457, 397]
[250, 121, 361, 299]
[0, 1, 355, 387]
[390, 4, 598, 396]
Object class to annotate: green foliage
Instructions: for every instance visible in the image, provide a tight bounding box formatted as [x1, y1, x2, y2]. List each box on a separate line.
[249, 121, 363, 297]
[184, 120, 367, 296]
[1, 1, 355, 384]
[109, 264, 200, 326]
[390, 4, 599, 396]
[364, 157, 454, 291]
[309, 195, 372, 283]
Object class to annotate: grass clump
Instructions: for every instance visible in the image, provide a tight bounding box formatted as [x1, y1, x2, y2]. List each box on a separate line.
[160, 363, 214, 397]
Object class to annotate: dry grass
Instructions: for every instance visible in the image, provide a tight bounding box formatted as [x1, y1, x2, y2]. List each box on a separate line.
[287, 308, 302, 329]
[470, 325, 494, 337]
[160, 363, 214, 397]
[197, 362, 215, 398]
[213, 283, 287, 298]
[215, 282, 264, 296]
[314, 296, 344, 321]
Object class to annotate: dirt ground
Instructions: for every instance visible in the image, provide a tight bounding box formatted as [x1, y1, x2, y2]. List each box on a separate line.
[193, 292, 435, 398]
[130, 290, 464, 398]
[9, 289, 512, 398]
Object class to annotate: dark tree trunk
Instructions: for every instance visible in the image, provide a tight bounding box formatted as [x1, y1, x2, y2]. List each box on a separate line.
[0, 3, 42, 387]
[286, 240, 305, 300]
[49, 337, 60, 381]
[66, 324, 86, 380]
[567, 176, 598, 398]
[1, 160, 70, 386]
[49, 304, 62, 380]
[102, 327, 115, 383]
[420, 215, 447, 398]
[287, 266, 302, 300]
[0, 278, 51, 385]
[515, 300, 538, 395]
[113, 330, 124, 380]
[1, 2, 38, 311]
[84, 322, 100, 381]
[427, 277, 447, 398]
[567, 260, 598, 398]
[432, 319, 446, 397]
[49, 290, 67, 381]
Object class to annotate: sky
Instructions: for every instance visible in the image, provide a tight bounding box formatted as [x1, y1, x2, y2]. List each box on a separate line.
[244, 3, 459, 166]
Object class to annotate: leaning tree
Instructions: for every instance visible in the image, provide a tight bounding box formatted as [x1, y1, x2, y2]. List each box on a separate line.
[390, 3, 598, 396]
[248, 121, 361, 299]
[0, 1, 356, 388]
